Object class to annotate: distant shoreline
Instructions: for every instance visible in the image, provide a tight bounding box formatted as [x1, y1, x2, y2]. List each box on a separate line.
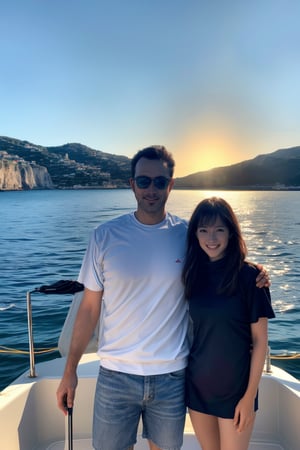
[1, 186, 300, 192]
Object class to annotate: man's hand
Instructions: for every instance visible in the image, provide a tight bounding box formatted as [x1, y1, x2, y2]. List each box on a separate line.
[56, 371, 78, 416]
[255, 264, 270, 288]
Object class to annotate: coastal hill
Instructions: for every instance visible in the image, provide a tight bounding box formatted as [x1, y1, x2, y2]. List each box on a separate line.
[175, 146, 300, 189]
[0, 136, 131, 190]
[0, 136, 300, 190]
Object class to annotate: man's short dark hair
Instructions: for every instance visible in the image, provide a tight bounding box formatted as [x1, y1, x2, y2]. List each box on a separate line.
[131, 145, 175, 178]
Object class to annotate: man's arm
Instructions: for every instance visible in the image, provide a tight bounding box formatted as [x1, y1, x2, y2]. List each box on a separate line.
[56, 288, 102, 415]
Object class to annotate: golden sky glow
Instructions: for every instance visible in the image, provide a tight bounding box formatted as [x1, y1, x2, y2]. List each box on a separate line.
[172, 115, 254, 177]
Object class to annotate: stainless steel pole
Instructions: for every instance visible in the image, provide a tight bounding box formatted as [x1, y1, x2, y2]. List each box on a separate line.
[26, 291, 36, 378]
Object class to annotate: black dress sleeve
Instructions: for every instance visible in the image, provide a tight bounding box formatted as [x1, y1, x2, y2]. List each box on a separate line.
[239, 263, 275, 323]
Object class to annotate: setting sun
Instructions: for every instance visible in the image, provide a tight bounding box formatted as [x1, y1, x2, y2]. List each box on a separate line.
[173, 116, 253, 177]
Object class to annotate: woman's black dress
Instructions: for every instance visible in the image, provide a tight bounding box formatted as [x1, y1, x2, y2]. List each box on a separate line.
[186, 260, 275, 418]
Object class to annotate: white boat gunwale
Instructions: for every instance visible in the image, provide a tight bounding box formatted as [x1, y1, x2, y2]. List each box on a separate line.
[1, 353, 299, 450]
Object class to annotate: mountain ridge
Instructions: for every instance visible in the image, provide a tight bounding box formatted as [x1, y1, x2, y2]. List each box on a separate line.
[0, 136, 131, 189]
[175, 146, 300, 189]
[1, 136, 300, 190]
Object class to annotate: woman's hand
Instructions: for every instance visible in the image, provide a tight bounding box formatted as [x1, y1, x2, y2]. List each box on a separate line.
[233, 394, 256, 432]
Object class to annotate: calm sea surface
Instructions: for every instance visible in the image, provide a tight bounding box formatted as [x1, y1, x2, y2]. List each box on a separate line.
[0, 189, 299, 390]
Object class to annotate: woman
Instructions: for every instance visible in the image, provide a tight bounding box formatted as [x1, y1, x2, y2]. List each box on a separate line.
[182, 197, 275, 450]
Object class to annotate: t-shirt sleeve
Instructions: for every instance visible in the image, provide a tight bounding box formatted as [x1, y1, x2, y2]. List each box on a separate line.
[78, 228, 104, 291]
[239, 264, 275, 323]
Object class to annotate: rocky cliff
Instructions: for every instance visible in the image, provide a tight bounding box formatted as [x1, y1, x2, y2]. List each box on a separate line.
[0, 136, 131, 189]
[0, 158, 54, 190]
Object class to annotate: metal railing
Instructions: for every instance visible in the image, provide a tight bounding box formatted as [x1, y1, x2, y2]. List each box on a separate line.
[26, 280, 84, 378]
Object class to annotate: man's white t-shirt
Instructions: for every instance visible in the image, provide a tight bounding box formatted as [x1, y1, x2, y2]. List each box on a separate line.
[78, 212, 189, 375]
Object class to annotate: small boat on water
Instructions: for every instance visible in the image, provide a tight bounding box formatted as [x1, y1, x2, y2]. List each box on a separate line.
[0, 282, 299, 450]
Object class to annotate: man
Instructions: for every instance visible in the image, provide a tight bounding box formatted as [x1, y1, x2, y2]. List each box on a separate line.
[57, 145, 268, 450]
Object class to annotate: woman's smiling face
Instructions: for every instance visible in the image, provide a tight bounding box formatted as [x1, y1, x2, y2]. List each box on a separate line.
[195, 216, 230, 262]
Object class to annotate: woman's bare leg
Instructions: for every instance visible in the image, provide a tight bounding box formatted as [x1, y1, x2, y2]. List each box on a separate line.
[218, 415, 255, 450]
[188, 408, 220, 450]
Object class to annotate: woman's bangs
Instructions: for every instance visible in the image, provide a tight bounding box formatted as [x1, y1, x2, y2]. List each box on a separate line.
[197, 211, 219, 227]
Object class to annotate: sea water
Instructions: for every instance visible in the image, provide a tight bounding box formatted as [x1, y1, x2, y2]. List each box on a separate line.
[0, 189, 299, 390]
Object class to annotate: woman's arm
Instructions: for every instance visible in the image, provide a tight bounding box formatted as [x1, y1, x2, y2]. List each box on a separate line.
[233, 317, 268, 432]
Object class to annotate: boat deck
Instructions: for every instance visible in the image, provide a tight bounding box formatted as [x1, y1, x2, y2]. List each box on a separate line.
[1, 354, 299, 450]
[45, 437, 285, 450]
[43, 406, 286, 450]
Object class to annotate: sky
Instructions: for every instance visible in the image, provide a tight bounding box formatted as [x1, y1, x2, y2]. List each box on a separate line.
[1, 1, 300, 177]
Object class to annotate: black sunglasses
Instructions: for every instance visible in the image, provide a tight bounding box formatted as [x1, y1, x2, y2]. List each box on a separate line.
[134, 176, 171, 190]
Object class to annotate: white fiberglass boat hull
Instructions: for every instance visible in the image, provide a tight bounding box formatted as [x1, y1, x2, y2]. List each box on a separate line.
[0, 353, 299, 450]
